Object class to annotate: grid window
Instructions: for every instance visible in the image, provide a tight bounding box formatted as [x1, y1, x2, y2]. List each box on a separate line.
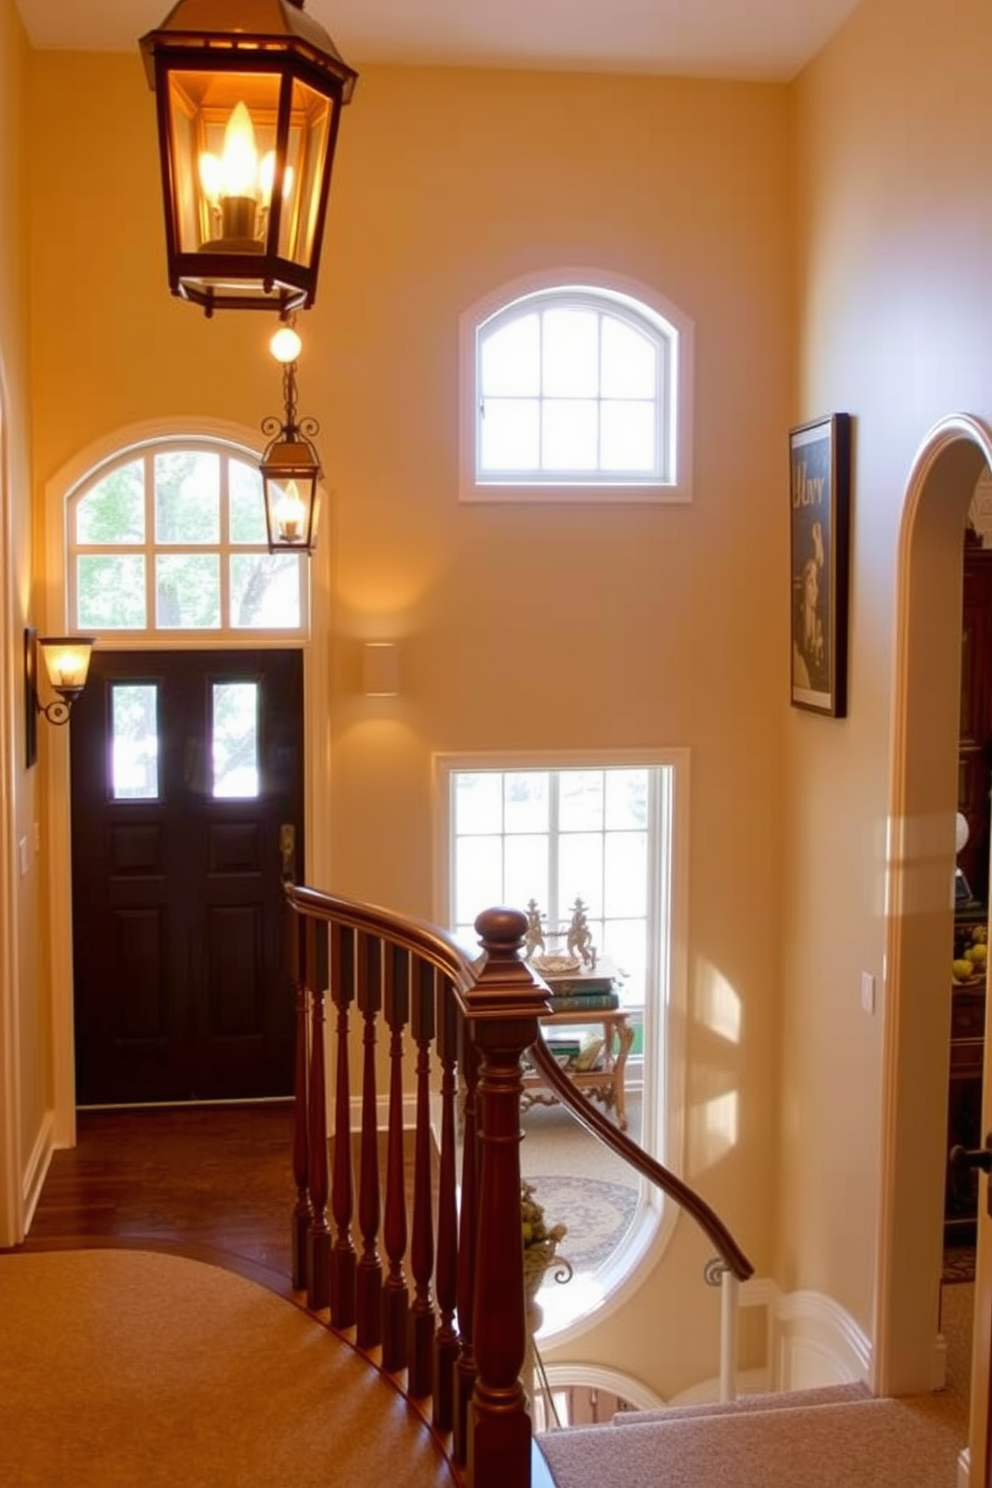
[463, 278, 693, 501]
[448, 764, 673, 1015]
[69, 441, 306, 635]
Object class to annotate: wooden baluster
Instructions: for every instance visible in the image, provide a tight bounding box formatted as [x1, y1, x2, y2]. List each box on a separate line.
[408, 956, 437, 1400]
[432, 972, 460, 1431]
[330, 922, 358, 1329]
[453, 1024, 481, 1466]
[466, 907, 549, 1488]
[290, 899, 311, 1289]
[381, 944, 411, 1372]
[356, 930, 383, 1350]
[306, 916, 331, 1312]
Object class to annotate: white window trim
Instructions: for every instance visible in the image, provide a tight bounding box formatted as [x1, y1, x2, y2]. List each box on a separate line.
[459, 268, 695, 505]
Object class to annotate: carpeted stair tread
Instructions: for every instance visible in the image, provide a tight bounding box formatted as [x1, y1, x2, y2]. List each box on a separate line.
[612, 1380, 870, 1425]
[0, 1248, 456, 1488]
[539, 1397, 963, 1487]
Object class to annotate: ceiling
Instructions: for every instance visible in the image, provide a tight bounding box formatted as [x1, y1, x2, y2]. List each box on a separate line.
[13, 0, 862, 82]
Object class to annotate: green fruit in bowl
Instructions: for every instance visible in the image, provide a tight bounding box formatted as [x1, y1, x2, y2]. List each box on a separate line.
[966, 943, 988, 968]
[953, 959, 975, 982]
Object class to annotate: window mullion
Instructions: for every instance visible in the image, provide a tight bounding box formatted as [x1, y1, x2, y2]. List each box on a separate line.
[145, 450, 155, 630]
[548, 771, 561, 927]
[537, 310, 546, 474]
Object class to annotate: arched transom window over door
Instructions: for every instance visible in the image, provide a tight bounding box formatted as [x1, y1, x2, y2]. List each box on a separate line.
[68, 440, 308, 637]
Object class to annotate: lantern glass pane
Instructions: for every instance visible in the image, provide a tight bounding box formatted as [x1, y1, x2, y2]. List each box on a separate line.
[167, 70, 284, 256]
[281, 79, 333, 267]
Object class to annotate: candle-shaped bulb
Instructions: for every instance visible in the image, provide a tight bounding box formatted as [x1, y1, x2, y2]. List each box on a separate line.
[274, 480, 306, 541]
[220, 102, 259, 199]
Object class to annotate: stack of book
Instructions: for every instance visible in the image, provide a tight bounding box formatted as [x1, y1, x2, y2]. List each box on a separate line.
[544, 963, 620, 1013]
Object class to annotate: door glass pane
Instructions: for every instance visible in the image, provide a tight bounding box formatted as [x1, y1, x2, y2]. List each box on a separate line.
[111, 684, 159, 800]
[212, 682, 260, 798]
[155, 554, 221, 628]
[77, 555, 147, 629]
[230, 553, 301, 628]
[154, 451, 220, 544]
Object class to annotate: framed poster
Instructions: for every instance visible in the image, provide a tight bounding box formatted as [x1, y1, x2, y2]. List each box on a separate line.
[789, 413, 851, 717]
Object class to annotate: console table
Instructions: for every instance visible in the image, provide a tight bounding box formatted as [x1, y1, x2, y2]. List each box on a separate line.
[523, 1008, 635, 1131]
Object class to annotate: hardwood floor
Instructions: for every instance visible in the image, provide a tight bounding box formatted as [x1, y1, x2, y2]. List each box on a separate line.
[15, 1102, 299, 1297]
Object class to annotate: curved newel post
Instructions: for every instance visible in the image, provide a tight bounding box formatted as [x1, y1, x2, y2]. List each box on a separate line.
[462, 907, 551, 1488]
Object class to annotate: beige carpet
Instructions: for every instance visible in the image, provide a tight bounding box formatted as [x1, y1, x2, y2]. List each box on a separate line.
[0, 1248, 457, 1488]
[538, 1284, 973, 1487]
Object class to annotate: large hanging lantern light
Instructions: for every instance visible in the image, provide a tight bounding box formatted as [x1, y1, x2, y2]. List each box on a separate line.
[140, 0, 358, 316]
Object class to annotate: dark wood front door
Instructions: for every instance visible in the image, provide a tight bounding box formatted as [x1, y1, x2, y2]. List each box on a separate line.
[70, 649, 304, 1105]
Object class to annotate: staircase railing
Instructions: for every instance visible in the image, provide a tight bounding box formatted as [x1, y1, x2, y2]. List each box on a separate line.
[284, 884, 753, 1488]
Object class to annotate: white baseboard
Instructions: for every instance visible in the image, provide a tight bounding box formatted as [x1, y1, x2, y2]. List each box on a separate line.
[21, 1109, 54, 1235]
[958, 1446, 970, 1488]
[664, 1279, 869, 1406]
[772, 1286, 871, 1389]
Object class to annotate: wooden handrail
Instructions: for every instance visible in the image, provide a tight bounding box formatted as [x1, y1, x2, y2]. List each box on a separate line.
[527, 1038, 753, 1281]
[284, 881, 753, 1488]
[287, 883, 478, 988]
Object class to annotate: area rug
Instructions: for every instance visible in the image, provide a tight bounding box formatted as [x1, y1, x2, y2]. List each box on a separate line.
[0, 1248, 456, 1488]
[525, 1174, 638, 1272]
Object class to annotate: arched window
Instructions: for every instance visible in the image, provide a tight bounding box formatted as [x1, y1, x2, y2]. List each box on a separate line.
[68, 438, 307, 637]
[460, 272, 693, 503]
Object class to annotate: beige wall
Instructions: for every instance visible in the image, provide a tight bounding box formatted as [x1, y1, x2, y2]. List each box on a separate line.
[0, 0, 45, 1247]
[783, 0, 992, 1351]
[25, 55, 791, 1395]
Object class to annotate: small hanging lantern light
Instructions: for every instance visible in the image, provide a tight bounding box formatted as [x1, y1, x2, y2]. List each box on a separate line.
[260, 325, 322, 553]
[139, 0, 358, 316]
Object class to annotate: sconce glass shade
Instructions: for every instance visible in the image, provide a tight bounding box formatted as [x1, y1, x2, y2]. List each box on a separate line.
[140, 0, 358, 315]
[38, 636, 96, 702]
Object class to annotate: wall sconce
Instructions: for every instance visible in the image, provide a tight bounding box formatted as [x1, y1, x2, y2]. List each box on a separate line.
[260, 332, 322, 554]
[139, 0, 358, 315]
[362, 642, 400, 697]
[25, 629, 96, 765]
